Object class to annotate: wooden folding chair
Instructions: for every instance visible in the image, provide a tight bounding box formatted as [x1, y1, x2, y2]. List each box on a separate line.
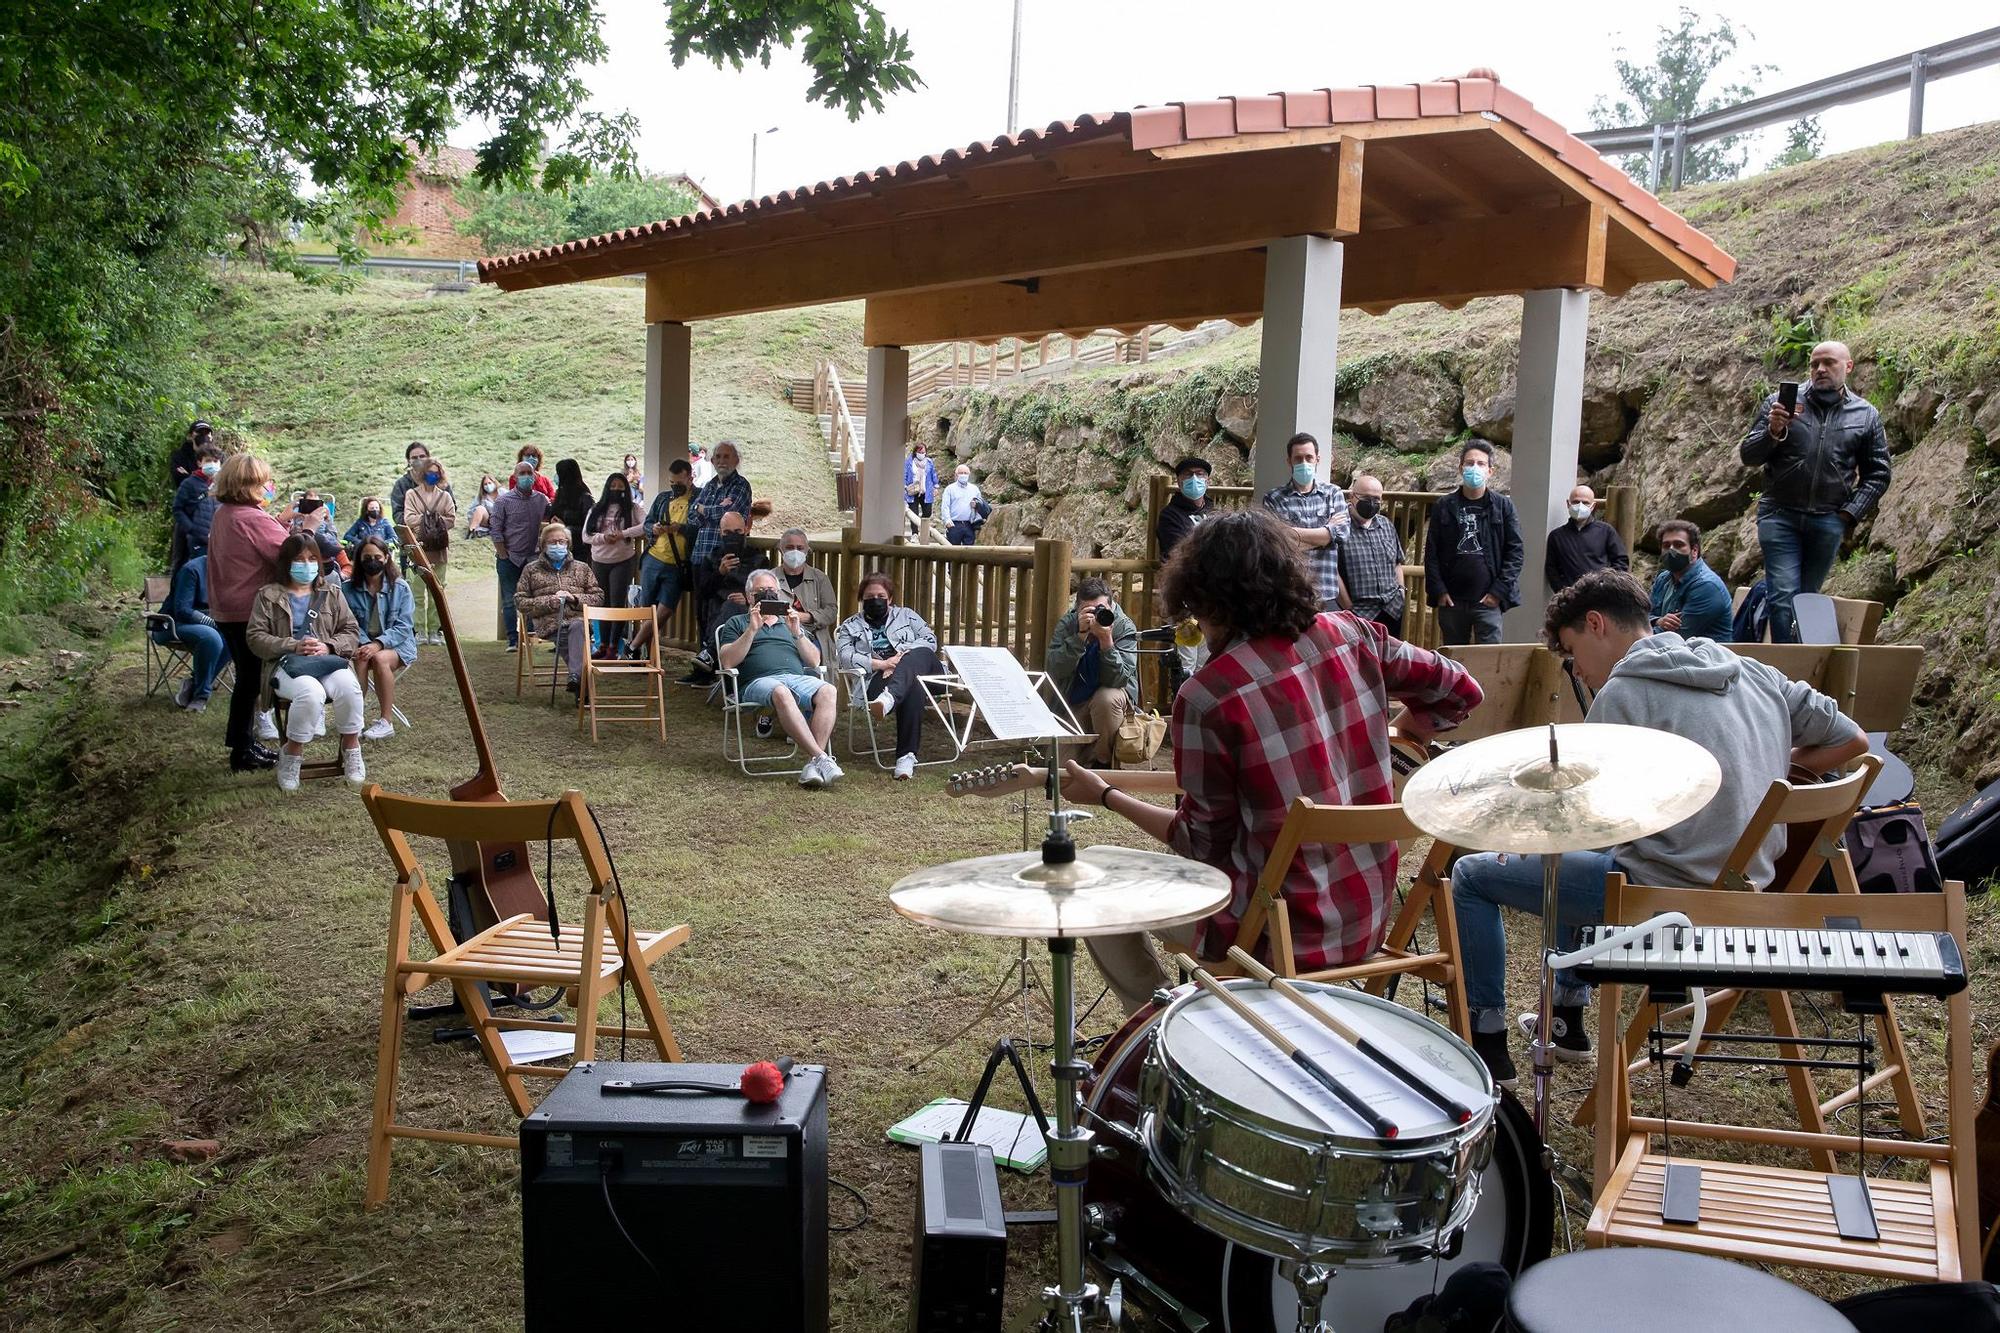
[1584, 876, 1976, 1282]
[577, 606, 666, 742]
[1209, 798, 1472, 1041]
[359, 785, 690, 1207]
[514, 611, 563, 699]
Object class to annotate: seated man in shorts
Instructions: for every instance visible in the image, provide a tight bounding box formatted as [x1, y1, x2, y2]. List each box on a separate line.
[718, 568, 843, 788]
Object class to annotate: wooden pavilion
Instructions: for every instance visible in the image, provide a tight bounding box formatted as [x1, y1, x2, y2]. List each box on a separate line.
[481, 73, 1735, 633]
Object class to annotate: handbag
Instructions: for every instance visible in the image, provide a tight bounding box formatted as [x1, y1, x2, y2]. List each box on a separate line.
[1113, 707, 1169, 765]
[278, 652, 353, 681]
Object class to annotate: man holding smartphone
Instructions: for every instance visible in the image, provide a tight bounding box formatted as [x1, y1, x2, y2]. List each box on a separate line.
[1739, 341, 1891, 642]
[718, 568, 843, 788]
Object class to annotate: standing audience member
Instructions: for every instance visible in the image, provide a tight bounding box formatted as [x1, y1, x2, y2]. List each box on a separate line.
[1046, 577, 1140, 767]
[1336, 474, 1407, 638]
[466, 474, 501, 538]
[402, 459, 455, 642]
[169, 419, 214, 494]
[388, 441, 447, 525]
[549, 458, 594, 551]
[720, 569, 842, 788]
[514, 522, 604, 693]
[584, 470, 645, 652]
[156, 554, 228, 713]
[940, 464, 985, 546]
[1649, 520, 1733, 642]
[1261, 432, 1349, 611]
[1155, 456, 1212, 559]
[685, 440, 752, 572]
[835, 571, 945, 780]
[1424, 443, 1523, 646]
[490, 459, 551, 650]
[1738, 341, 1892, 643]
[1060, 509, 1482, 1015]
[689, 445, 716, 490]
[206, 453, 290, 772]
[171, 441, 224, 575]
[905, 443, 939, 542]
[635, 458, 696, 646]
[247, 534, 366, 792]
[1544, 484, 1628, 594]
[343, 496, 398, 553]
[515, 444, 556, 501]
[343, 535, 418, 740]
[622, 453, 646, 507]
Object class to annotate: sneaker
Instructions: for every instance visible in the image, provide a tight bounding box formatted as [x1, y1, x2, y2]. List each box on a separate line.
[362, 718, 395, 741]
[185, 697, 208, 715]
[174, 677, 197, 709]
[798, 755, 826, 789]
[275, 752, 303, 793]
[818, 753, 844, 783]
[894, 753, 916, 781]
[1519, 1006, 1591, 1064]
[870, 692, 894, 721]
[254, 711, 280, 742]
[505, 642, 519, 653]
[342, 745, 367, 787]
[755, 713, 775, 740]
[1471, 1028, 1518, 1091]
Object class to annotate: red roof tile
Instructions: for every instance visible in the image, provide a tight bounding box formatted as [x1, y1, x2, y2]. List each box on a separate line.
[1373, 84, 1421, 119]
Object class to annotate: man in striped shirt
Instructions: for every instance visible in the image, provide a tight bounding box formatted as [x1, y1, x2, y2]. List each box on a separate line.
[1261, 432, 1350, 609]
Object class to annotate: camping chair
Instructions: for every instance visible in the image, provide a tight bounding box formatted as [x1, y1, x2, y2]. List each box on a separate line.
[577, 606, 666, 742]
[514, 611, 564, 700]
[1583, 873, 1976, 1282]
[143, 576, 196, 698]
[717, 624, 831, 777]
[842, 662, 970, 769]
[1573, 756, 1927, 1162]
[359, 785, 690, 1208]
[1208, 797, 1472, 1042]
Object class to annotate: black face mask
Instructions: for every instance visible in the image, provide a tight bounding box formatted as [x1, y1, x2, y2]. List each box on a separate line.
[358, 557, 386, 579]
[1353, 497, 1381, 520]
[1662, 549, 1693, 574]
[672, 482, 689, 496]
[862, 596, 889, 625]
[720, 532, 746, 552]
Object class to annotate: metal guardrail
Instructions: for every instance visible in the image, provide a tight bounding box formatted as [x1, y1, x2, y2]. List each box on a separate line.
[1579, 25, 2000, 191]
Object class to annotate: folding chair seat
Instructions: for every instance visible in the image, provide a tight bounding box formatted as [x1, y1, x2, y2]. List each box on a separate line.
[841, 663, 969, 769]
[514, 611, 563, 700]
[143, 576, 193, 698]
[577, 606, 665, 742]
[359, 785, 689, 1207]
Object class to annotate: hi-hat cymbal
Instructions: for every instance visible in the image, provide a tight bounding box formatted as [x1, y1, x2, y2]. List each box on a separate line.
[1401, 723, 1720, 855]
[890, 845, 1231, 939]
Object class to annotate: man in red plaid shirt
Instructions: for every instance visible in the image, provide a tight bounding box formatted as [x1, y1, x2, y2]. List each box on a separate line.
[1065, 509, 1481, 1015]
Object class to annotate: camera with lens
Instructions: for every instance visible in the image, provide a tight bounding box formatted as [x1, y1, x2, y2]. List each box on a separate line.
[1091, 605, 1115, 628]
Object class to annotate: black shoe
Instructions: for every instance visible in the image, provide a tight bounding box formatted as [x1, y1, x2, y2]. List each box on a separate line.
[755, 714, 775, 739]
[678, 668, 716, 687]
[1472, 1028, 1518, 1091]
[230, 747, 277, 772]
[248, 742, 279, 763]
[1519, 1006, 1591, 1063]
[566, 678, 581, 695]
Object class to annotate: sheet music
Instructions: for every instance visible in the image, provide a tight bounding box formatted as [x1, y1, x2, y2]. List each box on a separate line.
[943, 645, 1079, 742]
[1183, 990, 1486, 1138]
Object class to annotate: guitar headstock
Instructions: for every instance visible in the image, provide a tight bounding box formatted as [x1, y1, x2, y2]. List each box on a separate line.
[945, 763, 1043, 799]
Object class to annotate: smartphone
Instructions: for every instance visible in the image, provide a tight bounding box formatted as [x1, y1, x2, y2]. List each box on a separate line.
[1777, 381, 1798, 413]
[298, 496, 326, 515]
[757, 598, 790, 619]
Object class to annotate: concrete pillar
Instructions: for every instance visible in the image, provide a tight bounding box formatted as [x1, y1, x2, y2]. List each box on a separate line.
[1254, 235, 1343, 494]
[861, 343, 910, 544]
[1505, 288, 1591, 642]
[643, 321, 691, 492]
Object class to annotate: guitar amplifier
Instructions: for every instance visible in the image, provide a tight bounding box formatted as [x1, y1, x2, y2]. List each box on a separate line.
[520, 1061, 828, 1331]
[909, 1140, 1007, 1332]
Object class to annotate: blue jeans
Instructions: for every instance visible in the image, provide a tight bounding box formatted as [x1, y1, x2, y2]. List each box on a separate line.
[154, 622, 228, 699]
[638, 555, 684, 612]
[496, 556, 523, 646]
[1757, 509, 1845, 644]
[1451, 849, 1618, 1017]
[1436, 603, 1503, 646]
[740, 672, 830, 711]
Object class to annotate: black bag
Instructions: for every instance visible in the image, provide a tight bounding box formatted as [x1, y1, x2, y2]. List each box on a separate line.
[1937, 776, 2000, 892]
[1844, 803, 1943, 894]
[1835, 1281, 2000, 1333]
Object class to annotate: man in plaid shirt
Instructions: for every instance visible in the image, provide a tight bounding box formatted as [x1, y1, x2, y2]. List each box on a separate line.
[1336, 474, 1407, 637]
[1065, 510, 1481, 1014]
[1261, 432, 1350, 608]
[684, 440, 753, 568]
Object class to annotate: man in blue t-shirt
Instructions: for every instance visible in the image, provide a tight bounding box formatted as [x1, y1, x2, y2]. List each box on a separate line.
[719, 568, 843, 788]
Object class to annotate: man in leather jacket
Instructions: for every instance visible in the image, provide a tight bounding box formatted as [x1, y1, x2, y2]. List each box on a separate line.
[1739, 341, 1891, 642]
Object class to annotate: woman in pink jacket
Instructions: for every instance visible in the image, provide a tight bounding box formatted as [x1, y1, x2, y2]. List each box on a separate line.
[205, 453, 292, 772]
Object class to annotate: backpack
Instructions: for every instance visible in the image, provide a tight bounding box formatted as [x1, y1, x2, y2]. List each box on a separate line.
[1936, 776, 2000, 894]
[415, 494, 451, 550]
[1731, 578, 1770, 644]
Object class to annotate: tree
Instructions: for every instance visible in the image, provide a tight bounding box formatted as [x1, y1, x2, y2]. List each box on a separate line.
[455, 174, 709, 255]
[1767, 116, 1825, 171]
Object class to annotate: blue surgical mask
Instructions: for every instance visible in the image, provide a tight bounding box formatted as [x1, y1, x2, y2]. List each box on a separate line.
[515, 473, 534, 492]
[545, 545, 568, 567]
[1180, 476, 1208, 502]
[1291, 462, 1315, 488]
[288, 561, 316, 585]
[424, 470, 441, 486]
[1462, 465, 1489, 489]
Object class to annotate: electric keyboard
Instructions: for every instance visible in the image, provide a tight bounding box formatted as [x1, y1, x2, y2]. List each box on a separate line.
[1568, 924, 1966, 998]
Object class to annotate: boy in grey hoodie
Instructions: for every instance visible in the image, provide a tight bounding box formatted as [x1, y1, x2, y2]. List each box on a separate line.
[1452, 571, 1867, 1089]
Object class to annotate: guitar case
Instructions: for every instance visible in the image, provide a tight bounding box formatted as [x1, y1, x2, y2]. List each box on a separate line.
[1936, 777, 2000, 894]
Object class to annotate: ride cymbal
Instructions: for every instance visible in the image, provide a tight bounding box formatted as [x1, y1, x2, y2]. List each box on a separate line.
[890, 845, 1230, 939]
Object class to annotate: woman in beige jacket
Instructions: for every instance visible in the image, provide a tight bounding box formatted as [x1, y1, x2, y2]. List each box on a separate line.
[246, 534, 366, 792]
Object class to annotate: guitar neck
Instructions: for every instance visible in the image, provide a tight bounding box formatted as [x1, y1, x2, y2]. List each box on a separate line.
[945, 763, 1181, 800]
[398, 530, 502, 786]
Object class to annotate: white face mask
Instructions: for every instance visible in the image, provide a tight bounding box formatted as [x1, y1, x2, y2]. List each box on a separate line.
[780, 548, 806, 570]
[1569, 501, 1593, 522]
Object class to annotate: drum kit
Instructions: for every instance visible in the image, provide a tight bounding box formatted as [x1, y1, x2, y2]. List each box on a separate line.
[889, 725, 1720, 1332]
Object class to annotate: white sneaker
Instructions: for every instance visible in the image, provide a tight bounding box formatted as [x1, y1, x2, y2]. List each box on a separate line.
[275, 753, 302, 793]
[254, 711, 280, 742]
[870, 692, 894, 720]
[342, 745, 367, 787]
[894, 753, 916, 781]
[818, 753, 844, 783]
[797, 755, 826, 789]
[362, 718, 395, 741]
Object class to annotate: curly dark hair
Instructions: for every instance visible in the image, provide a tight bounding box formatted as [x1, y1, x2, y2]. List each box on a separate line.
[1542, 569, 1651, 649]
[1156, 509, 1320, 642]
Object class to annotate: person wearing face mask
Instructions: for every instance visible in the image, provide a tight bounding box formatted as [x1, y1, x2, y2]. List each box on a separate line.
[635, 458, 696, 640]
[1423, 443, 1524, 646]
[1334, 474, 1407, 638]
[720, 569, 842, 787]
[172, 442, 226, 576]
[489, 461, 552, 650]
[387, 441, 451, 528]
[1155, 456, 1213, 559]
[835, 571, 944, 779]
[584, 470, 645, 654]
[206, 453, 292, 772]
[940, 464, 985, 546]
[514, 522, 604, 693]
[684, 440, 752, 571]
[342, 495, 399, 554]
[1057, 510, 1482, 1016]
[904, 443, 939, 542]
[549, 458, 594, 552]
[342, 535, 417, 739]
[514, 444, 557, 501]
[1739, 341, 1892, 644]
[622, 454, 646, 509]
[1647, 519, 1732, 642]
[248, 534, 367, 792]
[402, 459, 456, 642]
[465, 474, 502, 538]
[1260, 432, 1350, 611]
[1543, 483, 1627, 595]
[685, 508, 767, 685]
[170, 419, 215, 494]
[775, 527, 839, 660]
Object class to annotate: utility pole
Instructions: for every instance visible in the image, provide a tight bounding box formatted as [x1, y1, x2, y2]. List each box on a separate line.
[750, 125, 779, 200]
[1006, 0, 1023, 135]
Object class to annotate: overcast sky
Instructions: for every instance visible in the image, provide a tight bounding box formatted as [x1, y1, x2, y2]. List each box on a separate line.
[531, 0, 1999, 203]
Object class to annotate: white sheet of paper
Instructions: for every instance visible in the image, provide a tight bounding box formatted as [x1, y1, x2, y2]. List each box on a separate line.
[943, 645, 1078, 742]
[885, 1097, 1048, 1171]
[499, 1029, 575, 1065]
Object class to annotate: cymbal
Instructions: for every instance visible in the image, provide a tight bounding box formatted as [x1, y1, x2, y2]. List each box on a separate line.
[890, 845, 1232, 939]
[1400, 723, 1720, 855]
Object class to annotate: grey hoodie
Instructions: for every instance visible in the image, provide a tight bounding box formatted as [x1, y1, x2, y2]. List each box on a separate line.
[1590, 633, 1860, 889]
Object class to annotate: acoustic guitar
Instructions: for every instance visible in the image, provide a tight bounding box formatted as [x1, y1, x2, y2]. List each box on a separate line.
[395, 530, 547, 932]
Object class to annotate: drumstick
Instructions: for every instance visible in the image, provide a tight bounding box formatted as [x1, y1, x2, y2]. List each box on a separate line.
[1171, 955, 1399, 1141]
[1225, 947, 1474, 1126]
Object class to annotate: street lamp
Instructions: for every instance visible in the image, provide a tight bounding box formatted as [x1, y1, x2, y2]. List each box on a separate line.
[750, 126, 780, 201]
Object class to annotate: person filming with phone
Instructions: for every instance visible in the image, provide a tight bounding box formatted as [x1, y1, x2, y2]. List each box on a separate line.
[1739, 341, 1891, 643]
[719, 568, 842, 788]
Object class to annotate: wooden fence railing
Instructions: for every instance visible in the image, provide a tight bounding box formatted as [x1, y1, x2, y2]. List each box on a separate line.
[811, 361, 864, 473]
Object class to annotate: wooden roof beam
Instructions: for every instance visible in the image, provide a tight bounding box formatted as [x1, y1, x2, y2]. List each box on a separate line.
[1144, 112, 1493, 159]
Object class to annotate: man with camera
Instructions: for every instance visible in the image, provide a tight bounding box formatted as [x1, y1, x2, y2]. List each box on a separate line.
[682, 508, 768, 686]
[1739, 341, 1891, 643]
[1046, 577, 1141, 766]
[718, 568, 842, 788]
